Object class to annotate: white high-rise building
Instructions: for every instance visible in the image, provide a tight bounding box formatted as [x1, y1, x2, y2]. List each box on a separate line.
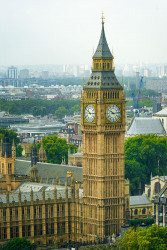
[8, 66, 18, 79]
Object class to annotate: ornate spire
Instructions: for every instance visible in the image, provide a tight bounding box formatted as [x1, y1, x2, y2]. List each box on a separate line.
[39, 140, 47, 163]
[12, 139, 16, 159]
[101, 11, 105, 24]
[31, 139, 38, 167]
[84, 15, 122, 90]
[93, 14, 113, 60]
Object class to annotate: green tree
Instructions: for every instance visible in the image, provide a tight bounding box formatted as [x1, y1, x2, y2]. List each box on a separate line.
[36, 135, 77, 164]
[69, 105, 81, 114]
[0, 237, 37, 250]
[139, 98, 153, 108]
[55, 107, 67, 119]
[122, 224, 167, 250]
[0, 128, 23, 157]
[125, 134, 167, 194]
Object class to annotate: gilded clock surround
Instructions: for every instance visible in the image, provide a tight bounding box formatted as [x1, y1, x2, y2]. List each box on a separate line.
[81, 16, 126, 241]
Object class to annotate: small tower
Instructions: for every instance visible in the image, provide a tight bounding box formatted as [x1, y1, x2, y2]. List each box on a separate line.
[30, 164, 39, 182]
[31, 140, 38, 167]
[0, 133, 15, 191]
[12, 139, 16, 160]
[38, 140, 47, 163]
[25, 139, 31, 160]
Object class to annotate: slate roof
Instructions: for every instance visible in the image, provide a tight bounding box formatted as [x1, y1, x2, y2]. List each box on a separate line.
[130, 195, 151, 206]
[84, 22, 122, 91]
[14, 159, 83, 183]
[127, 118, 165, 135]
[84, 71, 122, 90]
[154, 107, 167, 116]
[0, 182, 84, 204]
[93, 22, 113, 59]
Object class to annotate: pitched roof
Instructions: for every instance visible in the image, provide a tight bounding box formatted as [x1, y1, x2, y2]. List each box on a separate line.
[154, 107, 167, 116]
[127, 118, 165, 135]
[14, 159, 83, 183]
[130, 195, 151, 206]
[0, 182, 83, 204]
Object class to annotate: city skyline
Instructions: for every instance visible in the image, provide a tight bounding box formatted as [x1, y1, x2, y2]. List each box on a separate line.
[1, 0, 167, 66]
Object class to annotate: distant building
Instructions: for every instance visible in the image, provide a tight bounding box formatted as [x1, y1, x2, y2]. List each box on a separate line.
[19, 69, 29, 79]
[0, 116, 29, 129]
[136, 72, 140, 89]
[69, 135, 82, 147]
[158, 65, 167, 78]
[127, 117, 166, 137]
[130, 195, 152, 220]
[8, 66, 17, 79]
[145, 175, 167, 200]
[153, 107, 167, 133]
[145, 79, 167, 92]
[153, 97, 161, 113]
[41, 71, 49, 79]
[154, 182, 167, 227]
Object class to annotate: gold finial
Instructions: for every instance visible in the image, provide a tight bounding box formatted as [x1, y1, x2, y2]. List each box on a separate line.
[83, 77, 85, 86]
[112, 48, 114, 56]
[101, 12, 105, 24]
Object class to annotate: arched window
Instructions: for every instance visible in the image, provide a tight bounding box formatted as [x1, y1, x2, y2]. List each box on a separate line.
[142, 208, 146, 215]
[134, 209, 138, 215]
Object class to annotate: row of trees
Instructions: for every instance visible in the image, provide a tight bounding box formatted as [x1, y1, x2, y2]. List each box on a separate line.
[0, 99, 81, 116]
[55, 105, 80, 118]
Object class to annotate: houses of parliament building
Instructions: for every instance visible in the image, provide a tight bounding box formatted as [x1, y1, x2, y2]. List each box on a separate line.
[0, 18, 128, 248]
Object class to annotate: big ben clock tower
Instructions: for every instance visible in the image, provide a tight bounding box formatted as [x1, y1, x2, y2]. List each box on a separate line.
[81, 15, 126, 242]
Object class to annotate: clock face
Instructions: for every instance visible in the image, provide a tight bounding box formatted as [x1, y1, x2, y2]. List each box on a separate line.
[85, 105, 95, 122]
[106, 105, 120, 122]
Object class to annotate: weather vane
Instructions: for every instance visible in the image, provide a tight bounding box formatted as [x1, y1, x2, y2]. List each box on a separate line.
[101, 12, 105, 24]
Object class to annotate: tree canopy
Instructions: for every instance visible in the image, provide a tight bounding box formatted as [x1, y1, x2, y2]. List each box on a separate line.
[0, 99, 81, 116]
[36, 135, 77, 164]
[121, 224, 167, 250]
[125, 134, 167, 194]
[0, 237, 37, 250]
[80, 225, 167, 249]
[0, 128, 23, 157]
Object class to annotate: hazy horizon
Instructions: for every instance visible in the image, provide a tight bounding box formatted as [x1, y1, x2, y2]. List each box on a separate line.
[1, 0, 167, 66]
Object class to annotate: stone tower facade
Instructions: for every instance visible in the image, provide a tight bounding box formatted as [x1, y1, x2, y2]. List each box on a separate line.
[81, 18, 126, 241]
[0, 134, 15, 191]
[31, 140, 38, 167]
[38, 140, 47, 163]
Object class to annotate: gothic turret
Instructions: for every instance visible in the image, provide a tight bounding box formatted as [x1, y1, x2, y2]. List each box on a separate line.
[38, 140, 47, 163]
[31, 140, 38, 167]
[12, 139, 16, 160]
[2, 133, 12, 158]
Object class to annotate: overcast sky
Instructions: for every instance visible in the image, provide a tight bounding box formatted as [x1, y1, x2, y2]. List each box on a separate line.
[0, 0, 167, 66]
